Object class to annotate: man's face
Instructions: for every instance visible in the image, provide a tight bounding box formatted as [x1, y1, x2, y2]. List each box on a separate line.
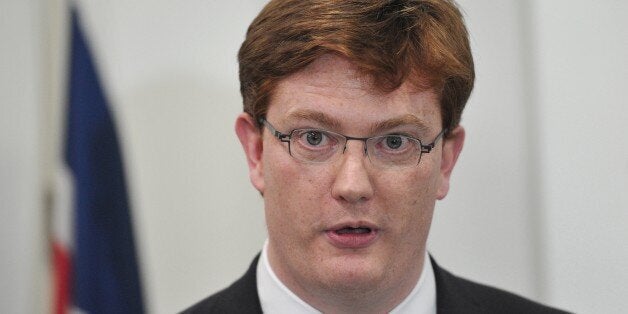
[236, 54, 464, 303]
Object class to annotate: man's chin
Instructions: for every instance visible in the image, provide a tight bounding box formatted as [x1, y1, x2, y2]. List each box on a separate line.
[314, 255, 387, 291]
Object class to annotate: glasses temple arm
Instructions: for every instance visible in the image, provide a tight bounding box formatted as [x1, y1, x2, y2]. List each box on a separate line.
[259, 118, 290, 141]
[420, 128, 448, 153]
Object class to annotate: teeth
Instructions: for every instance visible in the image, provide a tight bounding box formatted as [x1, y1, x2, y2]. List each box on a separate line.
[336, 227, 371, 234]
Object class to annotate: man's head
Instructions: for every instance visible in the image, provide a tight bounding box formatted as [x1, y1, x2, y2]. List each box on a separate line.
[239, 0, 474, 134]
[235, 0, 474, 312]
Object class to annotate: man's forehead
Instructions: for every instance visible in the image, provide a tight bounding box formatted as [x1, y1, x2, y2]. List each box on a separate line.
[287, 54, 369, 91]
[266, 54, 442, 132]
[282, 54, 435, 97]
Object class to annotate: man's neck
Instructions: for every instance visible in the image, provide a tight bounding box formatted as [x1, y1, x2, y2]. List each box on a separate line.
[296, 265, 424, 314]
[259, 241, 429, 313]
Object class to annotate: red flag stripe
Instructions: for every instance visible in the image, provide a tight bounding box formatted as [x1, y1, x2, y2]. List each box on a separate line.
[52, 242, 71, 314]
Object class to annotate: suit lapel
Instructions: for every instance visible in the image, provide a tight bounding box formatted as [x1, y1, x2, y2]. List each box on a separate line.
[431, 256, 483, 314]
[217, 254, 263, 313]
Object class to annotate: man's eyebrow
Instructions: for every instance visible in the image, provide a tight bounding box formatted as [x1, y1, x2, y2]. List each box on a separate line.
[284, 109, 342, 130]
[284, 110, 431, 135]
[369, 114, 431, 135]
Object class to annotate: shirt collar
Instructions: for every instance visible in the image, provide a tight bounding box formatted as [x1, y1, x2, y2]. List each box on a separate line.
[256, 240, 436, 314]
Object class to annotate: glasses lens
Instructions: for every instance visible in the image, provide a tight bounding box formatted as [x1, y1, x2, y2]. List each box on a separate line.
[289, 129, 343, 162]
[366, 135, 422, 167]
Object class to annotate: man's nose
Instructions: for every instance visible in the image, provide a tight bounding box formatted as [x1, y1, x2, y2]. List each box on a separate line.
[330, 140, 374, 204]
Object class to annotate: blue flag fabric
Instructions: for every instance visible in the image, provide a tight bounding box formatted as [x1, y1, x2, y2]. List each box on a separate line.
[65, 9, 145, 314]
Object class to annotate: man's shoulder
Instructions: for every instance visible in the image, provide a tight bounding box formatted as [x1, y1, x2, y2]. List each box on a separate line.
[180, 255, 262, 314]
[432, 258, 570, 314]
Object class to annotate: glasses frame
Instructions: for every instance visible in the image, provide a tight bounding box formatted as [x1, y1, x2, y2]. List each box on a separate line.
[259, 117, 447, 167]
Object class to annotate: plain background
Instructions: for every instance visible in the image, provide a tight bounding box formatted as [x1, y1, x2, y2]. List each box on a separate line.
[1, 0, 627, 313]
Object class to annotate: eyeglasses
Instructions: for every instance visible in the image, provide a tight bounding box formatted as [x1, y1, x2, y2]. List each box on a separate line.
[259, 118, 446, 168]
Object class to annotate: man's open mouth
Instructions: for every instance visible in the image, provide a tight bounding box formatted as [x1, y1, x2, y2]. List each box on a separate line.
[335, 227, 372, 234]
[326, 224, 379, 248]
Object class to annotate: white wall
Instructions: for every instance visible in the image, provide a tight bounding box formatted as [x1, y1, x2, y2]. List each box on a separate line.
[533, 1, 628, 312]
[0, 1, 47, 313]
[1, 0, 626, 313]
[430, 0, 541, 301]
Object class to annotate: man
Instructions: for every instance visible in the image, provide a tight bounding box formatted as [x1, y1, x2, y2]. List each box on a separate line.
[184, 0, 568, 313]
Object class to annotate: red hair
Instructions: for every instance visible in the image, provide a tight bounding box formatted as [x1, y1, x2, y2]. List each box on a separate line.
[238, 0, 474, 133]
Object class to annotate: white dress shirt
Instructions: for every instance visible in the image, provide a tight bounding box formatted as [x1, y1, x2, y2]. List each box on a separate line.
[257, 240, 436, 313]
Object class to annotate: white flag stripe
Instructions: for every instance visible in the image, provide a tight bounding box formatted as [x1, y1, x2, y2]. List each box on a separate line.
[52, 166, 74, 249]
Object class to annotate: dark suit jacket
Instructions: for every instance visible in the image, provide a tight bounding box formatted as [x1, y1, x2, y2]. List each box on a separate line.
[182, 255, 570, 313]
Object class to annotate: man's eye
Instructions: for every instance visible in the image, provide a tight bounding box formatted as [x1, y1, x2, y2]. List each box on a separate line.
[385, 135, 405, 149]
[304, 131, 325, 146]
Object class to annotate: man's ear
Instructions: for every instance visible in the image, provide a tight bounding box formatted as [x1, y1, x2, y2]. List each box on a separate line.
[235, 113, 265, 193]
[436, 126, 465, 200]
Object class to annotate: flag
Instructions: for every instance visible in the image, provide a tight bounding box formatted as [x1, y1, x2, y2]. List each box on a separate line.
[51, 9, 145, 314]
